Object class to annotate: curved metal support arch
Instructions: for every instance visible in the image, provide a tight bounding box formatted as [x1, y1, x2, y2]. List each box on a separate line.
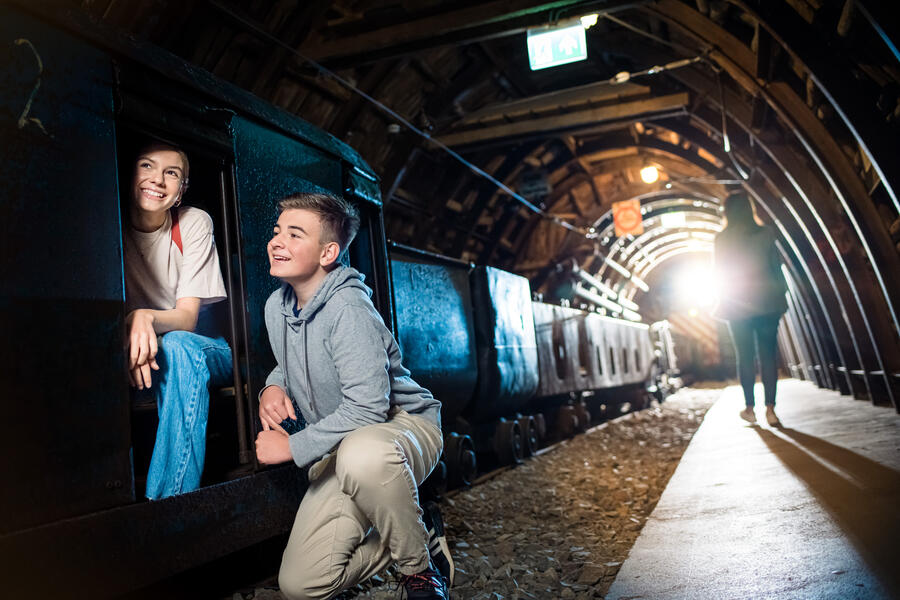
[654, 108, 885, 362]
[590, 194, 723, 286]
[606, 215, 721, 263]
[679, 108, 879, 400]
[635, 244, 713, 280]
[690, 103, 892, 402]
[595, 148, 865, 400]
[624, 228, 720, 269]
[619, 216, 722, 256]
[733, 0, 900, 214]
[631, 235, 713, 274]
[756, 197, 870, 399]
[591, 189, 723, 228]
[647, 1, 900, 384]
[781, 258, 836, 390]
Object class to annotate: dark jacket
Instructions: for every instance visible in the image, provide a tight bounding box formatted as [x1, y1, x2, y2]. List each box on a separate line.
[713, 223, 788, 321]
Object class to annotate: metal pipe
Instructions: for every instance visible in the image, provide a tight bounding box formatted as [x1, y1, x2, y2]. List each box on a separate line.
[783, 278, 817, 384]
[574, 284, 623, 314]
[621, 308, 643, 322]
[777, 317, 802, 380]
[219, 169, 251, 465]
[604, 256, 632, 278]
[782, 263, 833, 389]
[572, 264, 618, 298]
[227, 164, 257, 467]
[630, 273, 650, 292]
[618, 295, 640, 311]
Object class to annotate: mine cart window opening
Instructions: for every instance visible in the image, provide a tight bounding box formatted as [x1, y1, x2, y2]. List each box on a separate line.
[596, 346, 604, 375]
[622, 348, 629, 373]
[577, 320, 590, 378]
[552, 320, 568, 380]
[117, 127, 251, 498]
[609, 346, 617, 375]
[634, 349, 641, 373]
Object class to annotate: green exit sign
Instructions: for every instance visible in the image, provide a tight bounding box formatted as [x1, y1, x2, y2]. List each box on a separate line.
[527, 23, 587, 70]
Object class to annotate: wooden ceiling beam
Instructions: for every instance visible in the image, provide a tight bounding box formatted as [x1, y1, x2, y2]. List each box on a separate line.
[435, 92, 689, 147]
[454, 81, 650, 127]
[299, 0, 648, 67]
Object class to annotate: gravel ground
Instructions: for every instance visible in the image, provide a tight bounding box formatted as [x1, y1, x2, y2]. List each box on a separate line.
[231, 386, 721, 600]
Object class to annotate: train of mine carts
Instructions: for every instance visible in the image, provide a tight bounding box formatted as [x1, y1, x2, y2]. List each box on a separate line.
[390, 245, 681, 493]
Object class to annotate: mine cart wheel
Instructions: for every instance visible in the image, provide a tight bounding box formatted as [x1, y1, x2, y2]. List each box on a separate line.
[573, 402, 591, 433]
[422, 459, 448, 500]
[555, 405, 579, 439]
[446, 432, 478, 488]
[493, 419, 524, 465]
[648, 364, 666, 403]
[517, 415, 539, 457]
[533, 413, 547, 441]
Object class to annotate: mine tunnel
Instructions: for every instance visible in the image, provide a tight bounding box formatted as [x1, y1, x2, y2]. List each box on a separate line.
[1, 1, 899, 599]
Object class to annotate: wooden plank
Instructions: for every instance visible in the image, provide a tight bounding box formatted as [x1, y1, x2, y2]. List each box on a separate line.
[300, 0, 647, 65]
[456, 81, 651, 127]
[436, 92, 690, 146]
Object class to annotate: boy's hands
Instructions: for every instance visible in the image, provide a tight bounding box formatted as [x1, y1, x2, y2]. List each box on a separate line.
[125, 309, 159, 389]
[256, 430, 292, 464]
[259, 385, 298, 434]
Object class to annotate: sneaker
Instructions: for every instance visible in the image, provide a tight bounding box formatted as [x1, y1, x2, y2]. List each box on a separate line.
[765, 407, 781, 427]
[739, 407, 757, 424]
[400, 567, 449, 600]
[422, 501, 455, 587]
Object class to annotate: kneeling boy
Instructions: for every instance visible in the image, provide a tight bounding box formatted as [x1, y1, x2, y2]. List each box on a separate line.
[255, 192, 452, 600]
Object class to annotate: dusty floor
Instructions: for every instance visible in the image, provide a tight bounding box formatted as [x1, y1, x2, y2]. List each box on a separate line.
[230, 386, 720, 600]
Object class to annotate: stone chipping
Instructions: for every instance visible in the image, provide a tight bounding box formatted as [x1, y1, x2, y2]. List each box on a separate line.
[232, 386, 720, 600]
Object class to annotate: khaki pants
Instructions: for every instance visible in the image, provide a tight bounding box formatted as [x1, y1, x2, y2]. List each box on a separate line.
[278, 410, 444, 600]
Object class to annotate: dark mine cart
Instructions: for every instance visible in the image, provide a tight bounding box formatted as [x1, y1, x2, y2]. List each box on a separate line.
[0, 4, 388, 596]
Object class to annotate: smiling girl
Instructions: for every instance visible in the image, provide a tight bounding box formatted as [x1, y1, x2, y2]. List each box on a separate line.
[123, 141, 232, 500]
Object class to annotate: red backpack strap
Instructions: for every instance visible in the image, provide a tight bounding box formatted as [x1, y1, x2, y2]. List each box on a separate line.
[170, 208, 183, 254]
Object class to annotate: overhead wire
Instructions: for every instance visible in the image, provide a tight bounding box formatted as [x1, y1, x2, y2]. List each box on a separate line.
[601, 11, 754, 182]
[715, 69, 751, 180]
[207, 0, 707, 238]
[601, 13, 707, 57]
[207, 0, 584, 232]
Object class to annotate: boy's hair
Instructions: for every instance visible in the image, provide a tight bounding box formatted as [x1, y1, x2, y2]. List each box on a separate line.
[278, 192, 361, 257]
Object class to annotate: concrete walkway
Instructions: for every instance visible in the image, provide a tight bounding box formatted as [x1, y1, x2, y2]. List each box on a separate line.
[606, 379, 900, 600]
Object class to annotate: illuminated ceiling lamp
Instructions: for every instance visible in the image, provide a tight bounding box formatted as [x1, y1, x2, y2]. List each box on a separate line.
[640, 164, 659, 184]
[580, 13, 599, 29]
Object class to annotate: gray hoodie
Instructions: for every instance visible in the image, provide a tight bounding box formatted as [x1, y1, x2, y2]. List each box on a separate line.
[264, 265, 442, 468]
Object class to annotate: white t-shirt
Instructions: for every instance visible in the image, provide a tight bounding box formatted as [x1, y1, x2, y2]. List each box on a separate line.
[124, 206, 227, 314]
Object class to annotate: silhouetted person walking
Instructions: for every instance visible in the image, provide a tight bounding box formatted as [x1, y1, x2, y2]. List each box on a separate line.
[714, 192, 788, 426]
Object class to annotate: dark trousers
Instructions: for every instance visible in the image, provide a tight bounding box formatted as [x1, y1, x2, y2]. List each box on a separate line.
[728, 313, 782, 408]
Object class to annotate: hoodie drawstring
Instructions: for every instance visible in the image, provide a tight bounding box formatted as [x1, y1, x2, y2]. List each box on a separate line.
[283, 313, 315, 418]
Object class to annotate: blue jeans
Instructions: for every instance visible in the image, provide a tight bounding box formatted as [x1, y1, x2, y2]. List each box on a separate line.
[145, 330, 233, 500]
[728, 313, 781, 408]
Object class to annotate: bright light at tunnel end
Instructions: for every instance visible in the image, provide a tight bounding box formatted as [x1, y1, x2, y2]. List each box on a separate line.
[676, 264, 719, 311]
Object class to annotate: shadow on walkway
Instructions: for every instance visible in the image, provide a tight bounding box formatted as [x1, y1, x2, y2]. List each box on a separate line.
[755, 427, 900, 597]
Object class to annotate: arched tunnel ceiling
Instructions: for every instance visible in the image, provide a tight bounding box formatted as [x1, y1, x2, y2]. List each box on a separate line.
[51, 0, 900, 396]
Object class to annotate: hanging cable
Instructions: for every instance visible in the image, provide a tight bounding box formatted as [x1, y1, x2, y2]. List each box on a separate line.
[206, 1, 707, 237]
[601, 13, 706, 57]
[715, 69, 751, 180]
[207, 0, 590, 233]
